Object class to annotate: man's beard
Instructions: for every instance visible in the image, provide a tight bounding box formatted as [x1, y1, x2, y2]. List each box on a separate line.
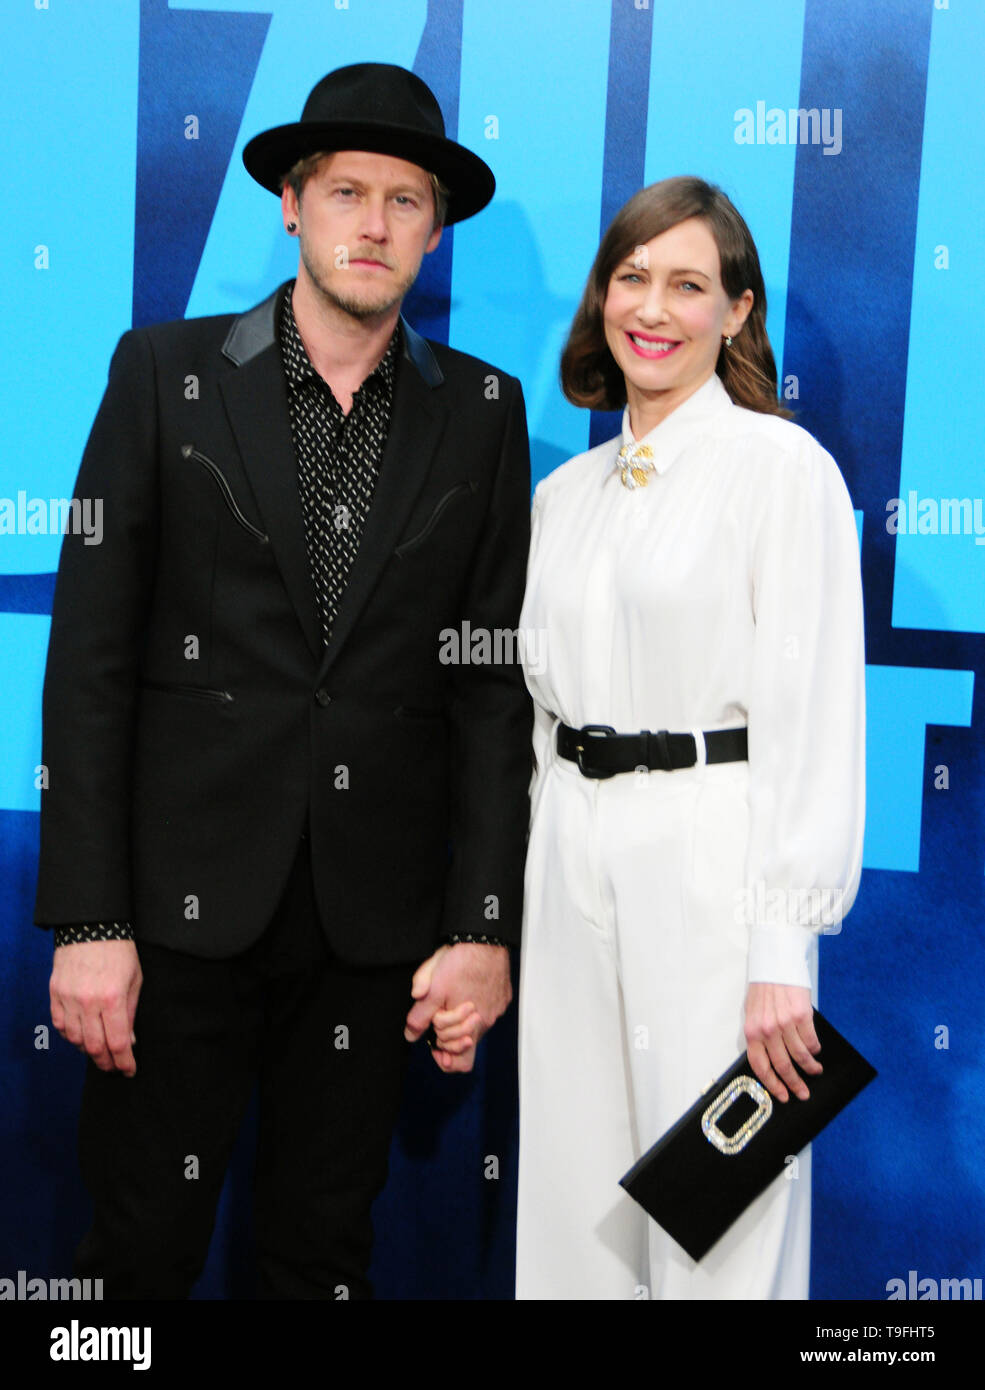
[300, 237, 420, 321]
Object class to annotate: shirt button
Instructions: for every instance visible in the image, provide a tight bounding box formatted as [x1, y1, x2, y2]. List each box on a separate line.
[314, 689, 331, 707]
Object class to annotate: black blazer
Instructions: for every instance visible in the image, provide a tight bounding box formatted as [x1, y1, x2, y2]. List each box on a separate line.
[34, 284, 532, 964]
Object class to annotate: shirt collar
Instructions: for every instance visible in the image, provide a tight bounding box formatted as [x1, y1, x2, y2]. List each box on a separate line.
[618, 372, 733, 476]
[278, 283, 400, 398]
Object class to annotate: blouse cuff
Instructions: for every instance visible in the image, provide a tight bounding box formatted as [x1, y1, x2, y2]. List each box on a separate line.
[747, 924, 814, 988]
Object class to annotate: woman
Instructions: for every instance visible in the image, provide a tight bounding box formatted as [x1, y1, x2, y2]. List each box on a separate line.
[514, 177, 865, 1299]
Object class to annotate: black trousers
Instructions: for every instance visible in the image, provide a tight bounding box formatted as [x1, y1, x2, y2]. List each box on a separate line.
[74, 837, 415, 1299]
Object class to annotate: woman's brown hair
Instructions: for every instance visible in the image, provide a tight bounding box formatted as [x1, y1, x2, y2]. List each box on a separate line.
[560, 176, 791, 418]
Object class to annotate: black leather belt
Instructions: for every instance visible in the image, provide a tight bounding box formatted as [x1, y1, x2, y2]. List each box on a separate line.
[557, 721, 748, 779]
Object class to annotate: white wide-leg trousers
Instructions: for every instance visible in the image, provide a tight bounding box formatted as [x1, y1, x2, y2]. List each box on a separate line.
[516, 741, 813, 1300]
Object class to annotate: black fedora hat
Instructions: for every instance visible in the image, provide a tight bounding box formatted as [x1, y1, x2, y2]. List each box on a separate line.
[242, 62, 495, 225]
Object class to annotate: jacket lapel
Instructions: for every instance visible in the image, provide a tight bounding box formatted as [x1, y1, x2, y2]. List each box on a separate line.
[317, 320, 447, 680]
[219, 286, 323, 660]
[218, 286, 447, 674]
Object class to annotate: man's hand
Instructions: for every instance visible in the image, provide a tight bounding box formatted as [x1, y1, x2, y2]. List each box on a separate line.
[50, 940, 142, 1077]
[744, 981, 821, 1102]
[404, 942, 511, 1074]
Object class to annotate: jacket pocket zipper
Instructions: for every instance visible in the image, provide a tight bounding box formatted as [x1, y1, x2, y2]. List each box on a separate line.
[142, 680, 234, 703]
[395, 481, 475, 557]
[182, 444, 269, 543]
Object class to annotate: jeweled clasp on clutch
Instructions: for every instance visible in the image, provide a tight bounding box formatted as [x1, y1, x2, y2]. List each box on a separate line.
[701, 1075, 773, 1155]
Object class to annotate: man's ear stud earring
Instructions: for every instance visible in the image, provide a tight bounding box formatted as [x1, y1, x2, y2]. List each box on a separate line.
[287, 221, 297, 233]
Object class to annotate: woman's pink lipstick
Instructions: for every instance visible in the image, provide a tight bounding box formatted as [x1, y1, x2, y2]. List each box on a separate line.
[624, 332, 681, 359]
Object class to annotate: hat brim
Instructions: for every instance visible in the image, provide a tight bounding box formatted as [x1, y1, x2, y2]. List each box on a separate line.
[242, 119, 495, 224]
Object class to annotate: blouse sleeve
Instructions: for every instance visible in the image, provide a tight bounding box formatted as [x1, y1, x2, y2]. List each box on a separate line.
[526, 486, 552, 821]
[743, 428, 866, 987]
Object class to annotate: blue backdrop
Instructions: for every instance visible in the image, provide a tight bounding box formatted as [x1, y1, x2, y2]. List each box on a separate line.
[1, 0, 982, 1301]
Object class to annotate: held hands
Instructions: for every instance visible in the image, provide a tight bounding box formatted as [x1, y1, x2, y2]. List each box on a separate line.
[49, 940, 142, 1077]
[404, 942, 512, 1074]
[744, 982, 821, 1103]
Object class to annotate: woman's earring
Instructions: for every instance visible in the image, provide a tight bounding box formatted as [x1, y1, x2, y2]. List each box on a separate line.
[722, 335, 733, 347]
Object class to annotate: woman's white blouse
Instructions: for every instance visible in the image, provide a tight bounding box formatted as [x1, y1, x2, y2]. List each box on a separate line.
[519, 373, 866, 986]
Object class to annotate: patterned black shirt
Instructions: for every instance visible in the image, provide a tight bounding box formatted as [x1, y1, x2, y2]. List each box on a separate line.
[279, 284, 398, 645]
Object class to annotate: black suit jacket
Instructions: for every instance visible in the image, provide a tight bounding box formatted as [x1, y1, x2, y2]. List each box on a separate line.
[34, 284, 532, 964]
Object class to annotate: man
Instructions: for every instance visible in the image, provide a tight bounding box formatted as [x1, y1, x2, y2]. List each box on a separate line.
[35, 62, 531, 1299]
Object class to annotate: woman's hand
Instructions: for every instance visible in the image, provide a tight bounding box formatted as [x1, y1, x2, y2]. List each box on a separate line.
[405, 943, 511, 1073]
[743, 982, 821, 1102]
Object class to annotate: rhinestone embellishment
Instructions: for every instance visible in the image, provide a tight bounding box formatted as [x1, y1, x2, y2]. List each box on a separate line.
[701, 1075, 773, 1155]
[616, 442, 655, 489]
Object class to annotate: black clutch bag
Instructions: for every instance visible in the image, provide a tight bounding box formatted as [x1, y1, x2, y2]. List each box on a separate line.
[619, 1010, 876, 1262]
